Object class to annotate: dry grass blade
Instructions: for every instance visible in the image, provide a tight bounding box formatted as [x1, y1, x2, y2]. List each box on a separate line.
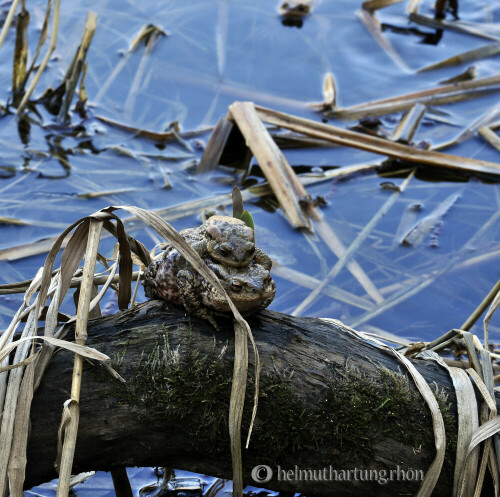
[0, 336, 110, 366]
[357, 9, 410, 72]
[22, 0, 52, 85]
[0, 307, 37, 496]
[57, 12, 98, 123]
[0, 0, 21, 53]
[56, 218, 103, 497]
[418, 43, 500, 73]
[17, 0, 60, 115]
[329, 74, 500, 120]
[7, 361, 34, 497]
[0, 216, 29, 226]
[229, 102, 311, 230]
[256, 105, 500, 176]
[12, 6, 29, 97]
[292, 170, 414, 316]
[484, 283, 500, 349]
[391, 353, 445, 496]
[449, 367, 479, 497]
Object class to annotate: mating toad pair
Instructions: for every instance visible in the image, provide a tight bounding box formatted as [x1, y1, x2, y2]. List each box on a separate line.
[143, 215, 276, 328]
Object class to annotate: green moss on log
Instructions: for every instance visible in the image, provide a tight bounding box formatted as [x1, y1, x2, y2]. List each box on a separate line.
[108, 327, 456, 470]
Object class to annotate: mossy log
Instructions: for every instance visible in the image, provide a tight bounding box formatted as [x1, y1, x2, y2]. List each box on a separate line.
[26, 300, 495, 496]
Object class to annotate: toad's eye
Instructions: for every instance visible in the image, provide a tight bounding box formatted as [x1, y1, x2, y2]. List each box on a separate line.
[220, 243, 232, 256]
[231, 280, 243, 292]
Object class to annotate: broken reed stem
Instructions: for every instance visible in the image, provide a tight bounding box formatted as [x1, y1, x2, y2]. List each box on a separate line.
[56, 218, 103, 497]
[461, 279, 500, 332]
[328, 74, 500, 120]
[228, 102, 312, 230]
[17, 0, 60, 115]
[256, 105, 500, 177]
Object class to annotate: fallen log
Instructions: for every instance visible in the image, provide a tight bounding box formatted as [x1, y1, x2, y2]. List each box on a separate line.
[26, 300, 494, 496]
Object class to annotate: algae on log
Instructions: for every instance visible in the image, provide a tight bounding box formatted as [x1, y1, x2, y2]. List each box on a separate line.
[25, 300, 491, 496]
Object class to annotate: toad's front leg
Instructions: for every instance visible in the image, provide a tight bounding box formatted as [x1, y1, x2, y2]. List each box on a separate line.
[177, 269, 221, 330]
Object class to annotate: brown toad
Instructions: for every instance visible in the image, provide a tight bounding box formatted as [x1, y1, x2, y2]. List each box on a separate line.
[143, 250, 276, 329]
[171, 215, 271, 269]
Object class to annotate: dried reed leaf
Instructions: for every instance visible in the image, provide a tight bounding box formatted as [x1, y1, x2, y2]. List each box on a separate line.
[449, 367, 479, 497]
[7, 361, 34, 497]
[23, 0, 52, 85]
[0, 217, 28, 226]
[0, 335, 110, 365]
[12, 7, 29, 96]
[0, 0, 22, 53]
[57, 12, 97, 122]
[17, 0, 60, 114]
[418, 43, 500, 73]
[108, 205, 257, 497]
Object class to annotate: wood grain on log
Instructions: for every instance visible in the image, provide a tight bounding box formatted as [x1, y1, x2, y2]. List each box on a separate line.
[26, 300, 495, 496]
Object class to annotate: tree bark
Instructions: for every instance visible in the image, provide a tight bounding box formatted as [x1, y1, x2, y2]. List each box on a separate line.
[25, 300, 492, 496]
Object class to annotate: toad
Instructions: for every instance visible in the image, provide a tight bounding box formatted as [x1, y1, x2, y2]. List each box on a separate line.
[143, 250, 276, 329]
[162, 215, 271, 270]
